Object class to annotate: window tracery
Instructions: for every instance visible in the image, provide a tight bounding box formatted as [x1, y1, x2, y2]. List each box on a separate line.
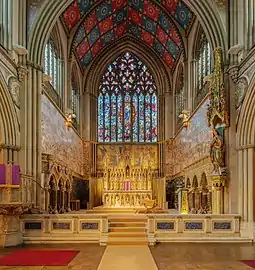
[98, 52, 157, 143]
[71, 75, 80, 130]
[196, 32, 212, 106]
[44, 39, 61, 92]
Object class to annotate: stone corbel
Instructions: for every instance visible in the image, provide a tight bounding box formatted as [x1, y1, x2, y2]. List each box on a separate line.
[17, 65, 28, 82]
[227, 65, 239, 84]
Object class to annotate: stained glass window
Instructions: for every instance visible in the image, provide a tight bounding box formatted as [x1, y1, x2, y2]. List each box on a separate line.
[44, 39, 60, 92]
[71, 79, 80, 130]
[98, 52, 157, 143]
[196, 32, 212, 105]
[175, 65, 184, 127]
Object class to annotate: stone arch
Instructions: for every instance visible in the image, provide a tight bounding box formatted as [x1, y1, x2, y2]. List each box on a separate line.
[200, 172, 208, 192]
[192, 175, 198, 188]
[237, 76, 255, 148]
[184, 0, 227, 58]
[84, 37, 171, 97]
[186, 178, 191, 188]
[27, 0, 227, 68]
[236, 74, 255, 229]
[0, 73, 20, 157]
[49, 174, 57, 187]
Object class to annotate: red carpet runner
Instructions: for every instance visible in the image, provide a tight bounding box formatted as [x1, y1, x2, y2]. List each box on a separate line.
[0, 250, 79, 266]
[240, 260, 255, 269]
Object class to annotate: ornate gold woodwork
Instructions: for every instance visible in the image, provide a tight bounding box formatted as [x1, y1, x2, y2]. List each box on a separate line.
[211, 175, 227, 188]
[102, 166, 153, 208]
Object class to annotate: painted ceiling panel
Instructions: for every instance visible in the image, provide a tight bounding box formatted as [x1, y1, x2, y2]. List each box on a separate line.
[61, 0, 195, 70]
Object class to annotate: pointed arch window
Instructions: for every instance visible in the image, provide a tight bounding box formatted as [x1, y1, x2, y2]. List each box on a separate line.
[98, 52, 158, 143]
[71, 78, 80, 129]
[175, 65, 184, 127]
[44, 39, 61, 93]
[196, 33, 212, 105]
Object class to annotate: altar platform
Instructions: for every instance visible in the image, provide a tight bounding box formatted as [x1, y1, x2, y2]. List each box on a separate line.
[20, 210, 249, 246]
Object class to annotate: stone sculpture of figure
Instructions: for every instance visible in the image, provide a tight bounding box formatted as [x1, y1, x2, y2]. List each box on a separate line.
[105, 195, 110, 206]
[210, 128, 225, 172]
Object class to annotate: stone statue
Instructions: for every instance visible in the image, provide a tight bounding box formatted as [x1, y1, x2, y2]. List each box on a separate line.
[210, 128, 225, 172]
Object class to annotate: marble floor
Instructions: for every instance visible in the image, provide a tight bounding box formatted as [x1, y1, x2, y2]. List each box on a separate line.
[0, 243, 255, 270]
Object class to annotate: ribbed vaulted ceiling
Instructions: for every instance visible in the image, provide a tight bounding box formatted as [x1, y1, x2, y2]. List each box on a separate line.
[61, 0, 195, 70]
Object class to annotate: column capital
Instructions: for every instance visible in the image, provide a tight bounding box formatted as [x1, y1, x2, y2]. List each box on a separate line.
[211, 175, 227, 188]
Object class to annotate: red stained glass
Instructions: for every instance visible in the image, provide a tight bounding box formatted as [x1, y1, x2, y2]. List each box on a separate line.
[98, 52, 157, 142]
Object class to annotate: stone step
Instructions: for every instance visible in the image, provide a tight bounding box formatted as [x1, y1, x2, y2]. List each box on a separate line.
[107, 238, 148, 246]
[109, 222, 146, 227]
[107, 242, 148, 246]
[108, 219, 147, 223]
[108, 232, 147, 238]
[109, 227, 147, 233]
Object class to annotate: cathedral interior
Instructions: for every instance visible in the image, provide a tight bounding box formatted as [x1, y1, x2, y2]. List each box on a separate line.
[0, 0, 255, 269]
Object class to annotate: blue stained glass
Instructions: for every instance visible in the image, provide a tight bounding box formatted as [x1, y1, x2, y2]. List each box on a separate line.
[98, 94, 104, 142]
[139, 94, 145, 142]
[132, 94, 138, 142]
[98, 52, 157, 142]
[117, 94, 123, 142]
[104, 94, 111, 142]
[145, 94, 151, 142]
[111, 94, 117, 142]
[151, 93, 157, 142]
[124, 94, 131, 142]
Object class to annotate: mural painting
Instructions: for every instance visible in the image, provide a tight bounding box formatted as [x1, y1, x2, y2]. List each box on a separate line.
[42, 95, 84, 176]
[165, 99, 213, 176]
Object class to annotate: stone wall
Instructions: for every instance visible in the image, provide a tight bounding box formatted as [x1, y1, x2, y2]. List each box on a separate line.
[42, 95, 84, 176]
[164, 98, 213, 177]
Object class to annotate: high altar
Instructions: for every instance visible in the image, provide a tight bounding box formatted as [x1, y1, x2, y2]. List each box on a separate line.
[96, 144, 161, 209]
[102, 165, 153, 208]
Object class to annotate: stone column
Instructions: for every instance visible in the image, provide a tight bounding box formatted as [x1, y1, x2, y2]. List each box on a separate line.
[164, 91, 172, 139]
[207, 187, 212, 214]
[190, 59, 197, 110]
[83, 92, 91, 141]
[180, 188, 189, 214]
